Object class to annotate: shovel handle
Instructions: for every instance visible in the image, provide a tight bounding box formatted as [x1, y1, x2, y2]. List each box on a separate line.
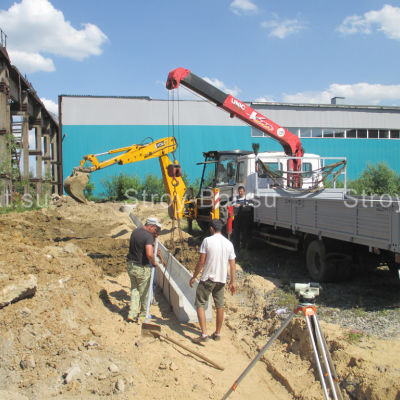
[145, 240, 159, 321]
[157, 333, 224, 371]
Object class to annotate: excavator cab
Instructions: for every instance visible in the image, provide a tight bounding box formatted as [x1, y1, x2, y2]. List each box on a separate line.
[198, 150, 251, 196]
[195, 150, 251, 227]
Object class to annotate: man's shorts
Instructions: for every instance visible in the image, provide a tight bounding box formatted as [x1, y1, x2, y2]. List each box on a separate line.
[195, 279, 225, 309]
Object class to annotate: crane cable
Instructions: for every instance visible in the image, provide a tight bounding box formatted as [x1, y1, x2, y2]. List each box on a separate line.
[167, 88, 187, 257]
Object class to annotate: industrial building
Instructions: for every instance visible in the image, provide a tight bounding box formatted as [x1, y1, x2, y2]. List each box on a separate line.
[60, 95, 400, 196]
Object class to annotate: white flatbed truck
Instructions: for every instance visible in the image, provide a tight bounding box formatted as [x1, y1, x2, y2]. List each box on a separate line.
[166, 67, 400, 282]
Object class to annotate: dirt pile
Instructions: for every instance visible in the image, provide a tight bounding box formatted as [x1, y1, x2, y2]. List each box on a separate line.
[224, 273, 400, 400]
[0, 200, 138, 398]
[0, 199, 399, 399]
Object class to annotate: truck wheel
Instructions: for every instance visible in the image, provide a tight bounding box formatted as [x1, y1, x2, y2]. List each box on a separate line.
[388, 261, 400, 280]
[306, 240, 335, 282]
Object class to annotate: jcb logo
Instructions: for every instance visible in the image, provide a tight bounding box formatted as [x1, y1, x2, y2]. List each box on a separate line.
[231, 98, 246, 111]
[156, 141, 165, 148]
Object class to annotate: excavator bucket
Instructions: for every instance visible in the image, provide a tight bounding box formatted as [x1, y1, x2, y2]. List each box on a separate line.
[63, 170, 90, 203]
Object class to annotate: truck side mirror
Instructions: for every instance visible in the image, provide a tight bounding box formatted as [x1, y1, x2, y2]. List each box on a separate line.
[252, 143, 260, 156]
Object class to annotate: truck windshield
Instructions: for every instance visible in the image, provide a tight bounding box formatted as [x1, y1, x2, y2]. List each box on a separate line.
[258, 162, 283, 178]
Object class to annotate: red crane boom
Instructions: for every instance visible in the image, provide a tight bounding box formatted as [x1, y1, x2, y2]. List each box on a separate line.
[166, 68, 304, 168]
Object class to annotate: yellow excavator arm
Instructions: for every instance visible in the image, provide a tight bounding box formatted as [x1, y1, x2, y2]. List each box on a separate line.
[64, 136, 186, 219]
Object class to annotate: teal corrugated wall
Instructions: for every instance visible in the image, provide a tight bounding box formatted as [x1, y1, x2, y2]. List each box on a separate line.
[62, 125, 400, 196]
[62, 125, 251, 196]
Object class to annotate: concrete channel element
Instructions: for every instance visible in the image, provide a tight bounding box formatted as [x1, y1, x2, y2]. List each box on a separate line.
[155, 241, 212, 322]
[126, 210, 212, 323]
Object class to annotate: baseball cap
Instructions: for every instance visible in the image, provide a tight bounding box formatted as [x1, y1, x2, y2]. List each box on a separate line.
[146, 217, 162, 229]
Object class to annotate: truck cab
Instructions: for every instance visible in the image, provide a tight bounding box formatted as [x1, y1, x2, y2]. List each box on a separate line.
[195, 150, 322, 228]
[197, 150, 322, 203]
[235, 152, 323, 197]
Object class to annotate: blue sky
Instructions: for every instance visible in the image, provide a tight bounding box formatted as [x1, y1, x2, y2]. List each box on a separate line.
[1, 0, 400, 115]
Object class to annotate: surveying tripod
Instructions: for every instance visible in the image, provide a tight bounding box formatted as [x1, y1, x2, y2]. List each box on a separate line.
[222, 283, 343, 400]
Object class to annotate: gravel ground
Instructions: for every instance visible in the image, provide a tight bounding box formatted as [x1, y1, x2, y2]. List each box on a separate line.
[237, 245, 400, 340]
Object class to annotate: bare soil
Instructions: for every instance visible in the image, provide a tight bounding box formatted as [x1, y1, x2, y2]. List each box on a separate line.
[0, 198, 399, 400]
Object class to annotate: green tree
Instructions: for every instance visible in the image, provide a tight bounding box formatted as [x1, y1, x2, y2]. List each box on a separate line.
[84, 180, 96, 201]
[349, 162, 400, 196]
[99, 171, 202, 203]
[190, 177, 201, 197]
[180, 172, 200, 197]
[100, 174, 141, 201]
[141, 174, 166, 202]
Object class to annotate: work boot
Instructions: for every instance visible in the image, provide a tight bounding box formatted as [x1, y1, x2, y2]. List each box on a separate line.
[192, 334, 209, 344]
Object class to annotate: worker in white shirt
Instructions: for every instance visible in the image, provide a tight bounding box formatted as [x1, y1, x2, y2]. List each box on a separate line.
[189, 219, 236, 343]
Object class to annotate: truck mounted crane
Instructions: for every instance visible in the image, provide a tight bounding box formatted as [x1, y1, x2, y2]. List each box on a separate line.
[166, 68, 400, 283]
[165, 67, 312, 230]
[166, 67, 305, 182]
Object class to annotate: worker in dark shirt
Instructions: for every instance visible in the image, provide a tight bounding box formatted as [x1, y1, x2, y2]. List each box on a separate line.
[126, 217, 161, 323]
[232, 186, 253, 255]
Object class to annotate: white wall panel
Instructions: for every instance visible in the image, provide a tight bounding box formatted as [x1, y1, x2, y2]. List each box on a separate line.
[60, 96, 247, 126]
[61, 96, 400, 129]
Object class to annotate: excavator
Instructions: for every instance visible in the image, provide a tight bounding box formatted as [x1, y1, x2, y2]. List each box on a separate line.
[64, 136, 187, 220]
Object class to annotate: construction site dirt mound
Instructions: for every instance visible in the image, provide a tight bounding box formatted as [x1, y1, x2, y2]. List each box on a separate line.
[0, 199, 399, 399]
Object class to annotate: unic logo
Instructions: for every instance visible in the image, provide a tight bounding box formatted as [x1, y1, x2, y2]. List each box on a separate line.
[231, 98, 246, 110]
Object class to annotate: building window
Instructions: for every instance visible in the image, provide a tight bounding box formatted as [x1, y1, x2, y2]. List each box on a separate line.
[323, 129, 345, 138]
[379, 130, 389, 139]
[286, 127, 299, 136]
[323, 129, 334, 138]
[346, 129, 356, 138]
[311, 128, 323, 137]
[251, 128, 264, 137]
[391, 130, 400, 139]
[299, 128, 312, 137]
[335, 129, 345, 138]
[369, 129, 378, 138]
[252, 126, 400, 139]
[358, 129, 367, 138]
